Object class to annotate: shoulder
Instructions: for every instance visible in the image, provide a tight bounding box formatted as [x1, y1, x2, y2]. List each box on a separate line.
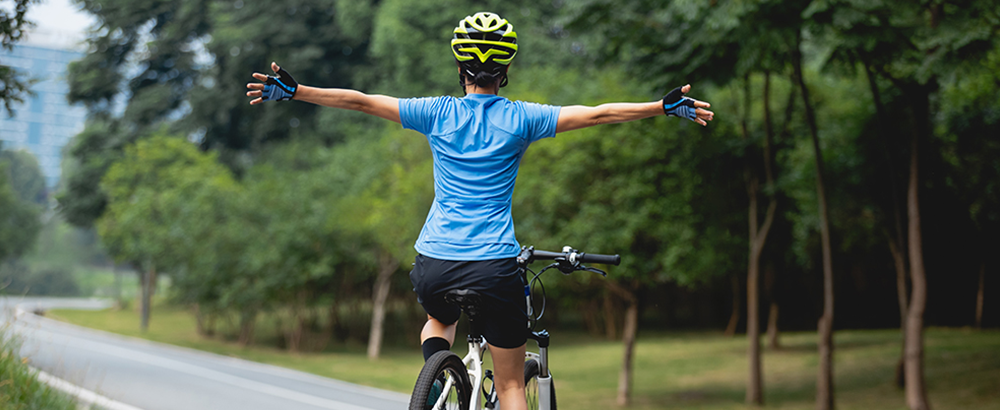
[509, 99, 561, 115]
[400, 95, 457, 110]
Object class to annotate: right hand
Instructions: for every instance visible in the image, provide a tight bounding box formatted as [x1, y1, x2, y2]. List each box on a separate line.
[246, 62, 298, 105]
[663, 84, 714, 126]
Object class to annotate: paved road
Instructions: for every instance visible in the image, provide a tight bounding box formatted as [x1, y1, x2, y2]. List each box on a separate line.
[2, 297, 409, 410]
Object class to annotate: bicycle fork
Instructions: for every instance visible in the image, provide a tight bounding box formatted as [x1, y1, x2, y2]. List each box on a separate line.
[528, 330, 553, 410]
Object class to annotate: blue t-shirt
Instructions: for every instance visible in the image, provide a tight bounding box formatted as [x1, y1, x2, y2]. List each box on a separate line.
[399, 94, 560, 261]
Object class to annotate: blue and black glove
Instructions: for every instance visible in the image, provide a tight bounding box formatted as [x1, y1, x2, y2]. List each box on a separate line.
[662, 87, 698, 122]
[262, 66, 298, 102]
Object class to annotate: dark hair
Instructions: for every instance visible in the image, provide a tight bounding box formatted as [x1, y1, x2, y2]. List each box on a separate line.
[473, 71, 498, 87]
[459, 62, 509, 89]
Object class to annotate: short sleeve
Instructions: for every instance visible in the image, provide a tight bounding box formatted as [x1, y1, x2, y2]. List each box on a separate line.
[518, 101, 561, 143]
[399, 96, 447, 135]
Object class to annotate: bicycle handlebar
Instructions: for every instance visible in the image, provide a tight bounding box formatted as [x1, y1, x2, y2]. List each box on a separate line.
[518, 246, 621, 268]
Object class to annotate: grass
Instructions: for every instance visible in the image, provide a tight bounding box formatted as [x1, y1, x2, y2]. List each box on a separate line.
[0, 324, 77, 410]
[48, 305, 1000, 410]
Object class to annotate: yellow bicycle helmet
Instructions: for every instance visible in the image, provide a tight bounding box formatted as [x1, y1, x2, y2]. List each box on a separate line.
[452, 12, 518, 88]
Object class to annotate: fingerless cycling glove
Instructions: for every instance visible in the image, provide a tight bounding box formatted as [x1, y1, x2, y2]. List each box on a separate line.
[262, 67, 298, 102]
[662, 87, 698, 122]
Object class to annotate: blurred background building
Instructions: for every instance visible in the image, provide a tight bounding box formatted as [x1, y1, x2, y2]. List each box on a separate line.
[0, 38, 86, 189]
[1, 1, 94, 190]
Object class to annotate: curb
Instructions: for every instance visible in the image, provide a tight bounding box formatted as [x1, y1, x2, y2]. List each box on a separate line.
[13, 305, 146, 410]
[33, 367, 145, 410]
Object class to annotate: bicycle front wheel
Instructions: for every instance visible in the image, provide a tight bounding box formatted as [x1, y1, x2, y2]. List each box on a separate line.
[524, 359, 556, 410]
[410, 351, 472, 410]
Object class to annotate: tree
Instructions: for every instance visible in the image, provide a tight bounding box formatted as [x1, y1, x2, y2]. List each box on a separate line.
[510, 67, 740, 405]
[236, 141, 347, 351]
[98, 134, 234, 331]
[0, 149, 45, 205]
[323, 130, 432, 359]
[787, 32, 839, 409]
[937, 48, 1000, 330]
[59, 0, 214, 227]
[810, 0, 1000, 407]
[569, 0, 817, 405]
[184, 0, 385, 156]
[0, 155, 40, 262]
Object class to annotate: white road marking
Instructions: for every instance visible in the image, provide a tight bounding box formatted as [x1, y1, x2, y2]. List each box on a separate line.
[34, 368, 146, 410]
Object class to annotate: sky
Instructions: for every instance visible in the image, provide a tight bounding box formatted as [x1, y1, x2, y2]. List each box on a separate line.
[23, 0, 96, 49]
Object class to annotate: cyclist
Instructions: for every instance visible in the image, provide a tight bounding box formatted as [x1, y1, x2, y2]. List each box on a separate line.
[247, 11, 713, 410]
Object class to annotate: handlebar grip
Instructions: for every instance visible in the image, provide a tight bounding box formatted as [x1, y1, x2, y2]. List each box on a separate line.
[579, 253, 621, 266]
[531, 250, 565, 260]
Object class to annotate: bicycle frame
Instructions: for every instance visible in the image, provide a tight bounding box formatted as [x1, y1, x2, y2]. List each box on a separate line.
[432, 333, 552, 410]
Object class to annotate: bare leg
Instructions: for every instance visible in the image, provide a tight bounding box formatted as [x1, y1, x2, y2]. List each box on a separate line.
[490, 343, 527, 410]
[421, 314, 457, 345]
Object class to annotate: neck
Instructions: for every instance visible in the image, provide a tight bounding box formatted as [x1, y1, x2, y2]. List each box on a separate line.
[464, 83, 499, 95]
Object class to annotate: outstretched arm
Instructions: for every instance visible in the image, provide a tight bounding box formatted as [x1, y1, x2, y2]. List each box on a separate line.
[556, 84, 714, 134]
[246, 62, 400, 124]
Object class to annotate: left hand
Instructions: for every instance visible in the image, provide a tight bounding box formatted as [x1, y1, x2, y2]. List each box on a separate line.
[246, 62, 298, 105]
[663, 84, 714, 126]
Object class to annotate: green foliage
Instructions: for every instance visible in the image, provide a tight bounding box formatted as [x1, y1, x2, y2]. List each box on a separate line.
[23, 216, 108, 273]
[98, 134, 235, 273]
[57, 120, 126, 227]
[58, 0, 1000, 352]
[187, 0, 384, 154]
[0, 0, 37, 117]
[512, 68, 724, 285]
[936, 46, 1000, 250]
[0, 149, 46, 205]
[340, 128, 433, 264]
[67, 0, 209, 119]
[0, 160, 40, 262]
[0, 326, 77, 410]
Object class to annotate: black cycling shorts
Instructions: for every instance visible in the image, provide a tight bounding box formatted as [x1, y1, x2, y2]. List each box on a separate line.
[409, 254, 528, 349]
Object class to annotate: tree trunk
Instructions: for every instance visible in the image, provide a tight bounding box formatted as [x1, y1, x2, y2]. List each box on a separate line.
[767, 302, 780, 350]
[367, 251, 396, 360]
[140, 265, 154, 332]
[113, 263, 123, 310]
[581, 299, 603, 337]
[604, 292, 619, 340]
[765, 260, 780, 350]
[889, 238, 910, 388]
[742, 71, 778, 406]
[747, 248, 764, 405]
[288, 292, 306, 353]
[605, 280, 640, 406]
[865, 61, 909, 390]
[976, 262, 985, 329]
[328, 299, 347, 342]
[905, 118, 931, 410]
[725, 274, 740, 337]
[617, 294, 638, 407]
[793, 41, 835, 410]
[194, 303, 207, 337]
[238, 309, 256, 347]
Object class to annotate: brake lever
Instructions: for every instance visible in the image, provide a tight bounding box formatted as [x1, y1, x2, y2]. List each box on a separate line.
[580, 265, 608, 277]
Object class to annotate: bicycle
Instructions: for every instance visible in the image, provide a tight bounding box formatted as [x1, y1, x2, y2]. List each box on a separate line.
[408, 245, 621, 410]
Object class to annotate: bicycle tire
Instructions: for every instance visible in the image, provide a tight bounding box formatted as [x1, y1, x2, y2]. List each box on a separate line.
[410, 351, 472, 410]
[524, 359, 556, 410]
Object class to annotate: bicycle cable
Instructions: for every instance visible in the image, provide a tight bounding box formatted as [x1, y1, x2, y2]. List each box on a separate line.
[527, 263, 560, 331]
